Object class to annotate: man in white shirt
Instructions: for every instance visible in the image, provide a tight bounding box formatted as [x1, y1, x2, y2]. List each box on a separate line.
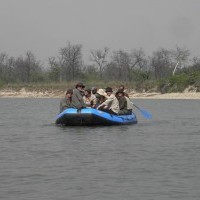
[97, 87, 119, 115]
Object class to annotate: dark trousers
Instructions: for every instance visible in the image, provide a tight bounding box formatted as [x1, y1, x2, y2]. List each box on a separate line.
[118, 109, 132, 115]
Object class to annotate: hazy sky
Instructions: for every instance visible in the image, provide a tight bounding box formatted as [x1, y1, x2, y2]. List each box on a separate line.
[0, 0, 200, 64]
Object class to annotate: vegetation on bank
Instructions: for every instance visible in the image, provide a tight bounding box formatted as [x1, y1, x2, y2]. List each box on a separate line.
[1, 42, 200, 93]
[1, 71, 200, 94]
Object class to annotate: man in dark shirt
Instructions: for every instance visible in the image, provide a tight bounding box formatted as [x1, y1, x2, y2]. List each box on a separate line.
[60, 89, 73, 113]
[116, 89, 132, 115]
[119, 85, 129, 98]
[71, 82, 87, 109]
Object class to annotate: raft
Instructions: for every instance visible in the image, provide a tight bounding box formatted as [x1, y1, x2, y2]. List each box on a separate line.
[55, 108, 137, 126]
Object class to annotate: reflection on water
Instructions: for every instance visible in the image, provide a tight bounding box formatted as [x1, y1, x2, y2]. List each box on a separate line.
[0, 98, 200, 200]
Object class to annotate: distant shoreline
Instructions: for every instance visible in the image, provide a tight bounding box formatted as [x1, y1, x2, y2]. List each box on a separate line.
[1, 88, 200, 99]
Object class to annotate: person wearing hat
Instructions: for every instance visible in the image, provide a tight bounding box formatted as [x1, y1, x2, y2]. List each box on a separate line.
[71, 82, 87, 109]
[116, 89, 132, 115]
[83, 88, 97, 108]
[95, 89, 107, 108]
[115, 89, 131, 115]
[96, 88, 107, 97]
[60, 89, 73, 113]
[118, 84, 129, 98]
[97, 87, 119, 115]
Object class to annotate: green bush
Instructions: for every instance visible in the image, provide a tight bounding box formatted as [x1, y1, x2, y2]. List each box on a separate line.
[1, 69, 200, 93]
[157, 79, 170, 93]
[167, 73, 190, 92]
[0, 80, 5, 88]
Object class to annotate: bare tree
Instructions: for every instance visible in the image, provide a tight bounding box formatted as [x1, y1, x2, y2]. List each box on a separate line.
[103, 62, 120, 81]
[5, 56, 15, 83]
[186, 56, 200, 72]
[172, 46, 190, 75]
[48, 57, 61, 82]
[25, 51, 34, 82]
[0, 53, 7, 79]
[90, 47, 109, 79]
[0, 53, 15, 83]
[14, 51, 42, 83]
[151, 48, 173, 79]
[130, 48, 147, 70]
[59, 42, 83, 81]
[111, 50, 132, 81]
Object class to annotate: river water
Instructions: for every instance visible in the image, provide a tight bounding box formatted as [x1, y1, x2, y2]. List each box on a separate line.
[0, 98, 200, 200]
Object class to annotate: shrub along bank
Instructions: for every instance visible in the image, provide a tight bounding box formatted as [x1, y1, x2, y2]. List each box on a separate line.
[1, 71, 200, 94]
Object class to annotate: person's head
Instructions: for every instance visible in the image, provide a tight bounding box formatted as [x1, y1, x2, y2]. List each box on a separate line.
[119, 85, 125, 91]
[91, 87, 97, 94]
[116, 89, 124, 98]
[84, 88, 91, 97]
[105, 87, 113, 96]
[75, 82, 85, 91]
[65, 89, 73, 98]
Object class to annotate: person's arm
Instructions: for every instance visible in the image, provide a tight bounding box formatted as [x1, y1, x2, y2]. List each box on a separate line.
[60, 98, 71, 112]
[91, 95, 97, 108]
[97, 96, 113, 109]
[125, 96, 133, 110]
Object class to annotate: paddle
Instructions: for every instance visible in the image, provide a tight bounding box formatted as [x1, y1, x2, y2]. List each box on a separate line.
[131, 103, 152, 119]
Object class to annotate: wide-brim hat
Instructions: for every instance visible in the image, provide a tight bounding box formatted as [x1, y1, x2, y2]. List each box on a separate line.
[97, 89, 107, 97]
[75, 82, 85, 88]
[105, 87, 113, 93]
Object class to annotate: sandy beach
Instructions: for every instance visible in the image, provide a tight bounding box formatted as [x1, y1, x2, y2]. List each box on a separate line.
[129, 92, 200, 99]
[1, 88, 200, 99]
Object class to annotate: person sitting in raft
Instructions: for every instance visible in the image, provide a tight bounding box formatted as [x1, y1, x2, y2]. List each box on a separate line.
[97, 87, 119, 115]
[116, 89, 132, 115]
[91, 87, 98, 96]
[71, 82, 87, 109]
[60, 89, 73, 113]
[118, 84, 129, 98]
[83, 88, 97, 108]
[125, 95, 133, 114]
[95, 89, 107, 108]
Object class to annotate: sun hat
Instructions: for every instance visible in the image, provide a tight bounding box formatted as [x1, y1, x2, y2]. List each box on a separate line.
[97, 89, 107, 96]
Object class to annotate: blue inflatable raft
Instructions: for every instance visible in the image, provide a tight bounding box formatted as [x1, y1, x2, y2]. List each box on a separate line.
[55, 108, 137, 126]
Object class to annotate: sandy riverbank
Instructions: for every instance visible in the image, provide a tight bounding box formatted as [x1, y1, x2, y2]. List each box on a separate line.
[1, 88, 200, 99]
[128, 92, 200, 99]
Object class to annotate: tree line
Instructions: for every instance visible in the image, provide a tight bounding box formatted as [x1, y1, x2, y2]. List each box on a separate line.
[1, 42, 200, 92]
